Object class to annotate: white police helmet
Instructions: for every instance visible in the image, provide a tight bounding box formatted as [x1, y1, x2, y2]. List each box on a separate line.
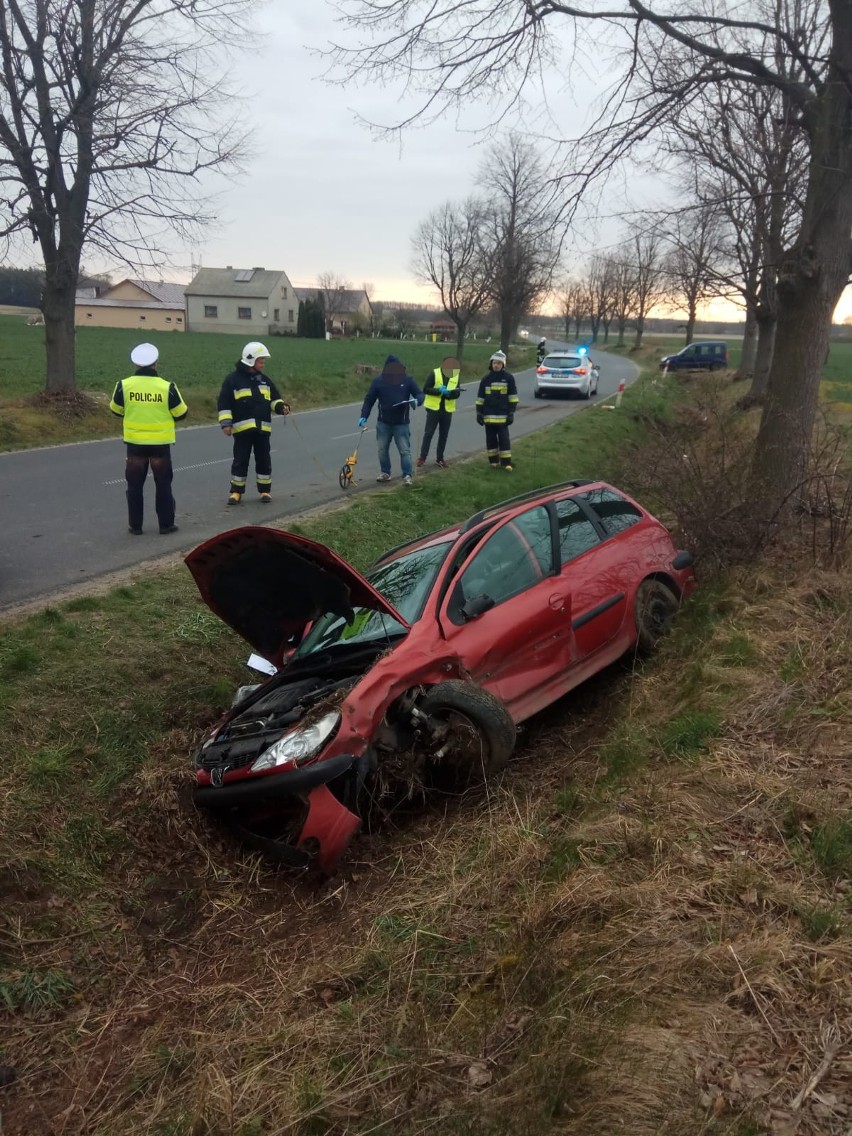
[241, 341, 271, 367]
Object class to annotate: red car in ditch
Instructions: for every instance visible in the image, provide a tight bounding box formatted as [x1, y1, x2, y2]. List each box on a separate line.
[186, 480, 696, 871]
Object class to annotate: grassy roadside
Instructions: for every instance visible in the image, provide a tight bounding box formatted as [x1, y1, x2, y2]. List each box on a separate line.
[1, 360, 850, 1134]
[0, 317, 532, 451]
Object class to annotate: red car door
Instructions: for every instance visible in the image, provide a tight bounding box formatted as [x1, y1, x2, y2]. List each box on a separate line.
[555, 495, 629, 661]
[437, 504, 574, 721]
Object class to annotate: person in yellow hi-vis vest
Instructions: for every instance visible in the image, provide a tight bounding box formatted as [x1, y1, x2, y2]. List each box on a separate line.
[109, 343, 188, 536]
[416, 355, 461, 469]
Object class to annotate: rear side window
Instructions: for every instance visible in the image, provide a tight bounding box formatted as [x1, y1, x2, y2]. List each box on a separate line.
[579, 488, 644, 536]
[556, 499, 600, 563]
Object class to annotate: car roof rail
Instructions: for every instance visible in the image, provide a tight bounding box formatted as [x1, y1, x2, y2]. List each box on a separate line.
[369, 524, 454, 567]
[460, 479, 597, 534]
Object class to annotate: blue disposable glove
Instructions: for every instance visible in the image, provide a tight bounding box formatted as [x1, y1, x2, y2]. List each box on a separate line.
[439, 385, 448, 395]
[358, 417, 368, 428]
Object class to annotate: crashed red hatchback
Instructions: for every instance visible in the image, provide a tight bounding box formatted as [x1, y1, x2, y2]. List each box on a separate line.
[186, 480, 696, 872]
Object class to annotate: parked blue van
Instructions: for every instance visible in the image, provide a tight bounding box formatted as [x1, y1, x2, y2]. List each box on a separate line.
[660, 341, 728, 372]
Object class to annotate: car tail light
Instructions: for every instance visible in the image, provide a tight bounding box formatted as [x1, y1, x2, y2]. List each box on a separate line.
[572, 367, 587, 375]
[536, 366, 547, 374]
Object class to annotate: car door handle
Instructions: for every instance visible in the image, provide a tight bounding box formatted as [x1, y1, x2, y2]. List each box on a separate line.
[548, 593, 566, 611]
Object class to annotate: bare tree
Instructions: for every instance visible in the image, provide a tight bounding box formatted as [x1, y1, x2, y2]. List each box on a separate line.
[609, 250, 638, 347]
[557, 278, 587, 340]
[0, 0, 253, 396]
[316, 272, 354, 333]
[412, 198, 491, 358]
[656, 64, 809, 395]
[329, 0, 852, 514]
[664, 204, 725, 345]
[629, 229, 667, 349]
[361, 281, 376, 335]
[478, 136, 561, 354]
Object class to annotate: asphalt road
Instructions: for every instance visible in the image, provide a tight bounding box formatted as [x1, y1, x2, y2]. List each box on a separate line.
[0, 346, 638, 610]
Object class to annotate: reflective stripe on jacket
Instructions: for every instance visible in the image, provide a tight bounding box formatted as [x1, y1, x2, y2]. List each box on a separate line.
[475, 370, 519, 424]
[217, 364, 286, 434]
[110, 375, 188, 444]
[423, 367, 461, 412]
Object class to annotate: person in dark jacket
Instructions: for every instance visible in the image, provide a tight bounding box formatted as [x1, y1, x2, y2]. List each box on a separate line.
[416, 356, 461, 469]
[110, 342, 188, 535]
[475, 350, 519, 470]
[358, 355, 424, 485]
[218, 341, 290, 504]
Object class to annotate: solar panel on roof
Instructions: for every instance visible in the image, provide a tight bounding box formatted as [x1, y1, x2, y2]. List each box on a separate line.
[233, 269, 254, 282]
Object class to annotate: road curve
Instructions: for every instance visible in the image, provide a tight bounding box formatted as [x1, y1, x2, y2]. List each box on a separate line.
[0, 346, 638, 611]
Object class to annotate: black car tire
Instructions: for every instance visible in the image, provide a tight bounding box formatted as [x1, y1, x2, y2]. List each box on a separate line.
[634, 579, 680, 654]
[534, 388, 544, 399]
[420, 680, 516, 782]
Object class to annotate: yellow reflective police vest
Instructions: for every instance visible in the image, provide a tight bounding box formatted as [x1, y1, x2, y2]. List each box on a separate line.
[423, 367, 460, 412]
[110, 375, 188, 444]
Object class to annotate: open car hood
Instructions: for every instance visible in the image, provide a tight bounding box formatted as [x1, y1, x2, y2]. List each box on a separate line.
[185, 526, 410, 669]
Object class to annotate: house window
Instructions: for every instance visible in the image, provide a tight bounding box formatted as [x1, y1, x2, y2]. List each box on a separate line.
[238, 307, 252, 320]
[204, 305, 218, 318]
[176, 316, 183, 323]
[273, 308, 280, 323]
[86, 312, 92, 319]
[287, 309, 293, 322]
[280, 286, 287, 299]
[139, 315, 146, 321]
[166, 317, 172, 324]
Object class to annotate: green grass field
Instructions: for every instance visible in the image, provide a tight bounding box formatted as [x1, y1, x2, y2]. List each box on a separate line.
[0, 315, 531, 450]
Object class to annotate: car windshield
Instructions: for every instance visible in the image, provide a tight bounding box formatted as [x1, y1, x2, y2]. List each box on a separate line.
[542, 355, 584, 369]
[293, 540, 453, 657]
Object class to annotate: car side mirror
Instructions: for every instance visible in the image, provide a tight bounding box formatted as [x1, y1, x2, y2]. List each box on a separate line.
[672, 550, 694, 570]
[461, 593, 496, 621]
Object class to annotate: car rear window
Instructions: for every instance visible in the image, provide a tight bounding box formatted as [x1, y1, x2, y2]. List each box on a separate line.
[579, 488, 644, 535]
[542, 355, 584, 369]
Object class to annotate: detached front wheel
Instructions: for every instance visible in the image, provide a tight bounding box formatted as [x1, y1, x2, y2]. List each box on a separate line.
[634, 579, 679, 654]
[419, 680, 516, 785]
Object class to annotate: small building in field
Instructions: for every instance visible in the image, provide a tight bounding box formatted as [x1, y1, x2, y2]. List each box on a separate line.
[294, 287, 373, 336]
[429, 319, 457, 343]
[185, 267, 298, 336]
[74, 279, 186, 331]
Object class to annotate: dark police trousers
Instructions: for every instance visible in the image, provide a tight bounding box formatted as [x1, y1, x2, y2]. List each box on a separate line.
[230, 430, 272, 495]
[419, 408, 453, 463]
[125, 443, 175, 531]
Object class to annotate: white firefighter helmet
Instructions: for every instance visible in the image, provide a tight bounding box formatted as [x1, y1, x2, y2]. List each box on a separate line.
[241, 341, 271, 368]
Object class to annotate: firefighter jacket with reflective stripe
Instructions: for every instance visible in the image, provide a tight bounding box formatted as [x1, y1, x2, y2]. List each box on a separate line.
[110, 374, 188, 444]
[422, 367, 461, 412]
[476, 368, 519, 424]
[217, 363, 287, 434]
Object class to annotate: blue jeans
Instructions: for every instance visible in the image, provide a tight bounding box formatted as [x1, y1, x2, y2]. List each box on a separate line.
[376, 422, 412, 477]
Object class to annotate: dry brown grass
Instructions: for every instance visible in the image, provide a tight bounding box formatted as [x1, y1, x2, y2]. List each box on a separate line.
[2, 541, 852, 1130]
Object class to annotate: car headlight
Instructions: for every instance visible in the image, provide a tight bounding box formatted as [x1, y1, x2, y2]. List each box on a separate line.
[249, 710, 341, 773]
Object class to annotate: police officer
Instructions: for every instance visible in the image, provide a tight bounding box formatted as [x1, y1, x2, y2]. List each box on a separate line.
[110, 342, 188, 535]
[218, 341, 290, 505]
[416, 355, 461, 469]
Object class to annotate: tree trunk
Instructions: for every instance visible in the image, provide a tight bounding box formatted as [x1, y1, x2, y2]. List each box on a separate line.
[737, 305, 758, 378]
[41, 272, 78, 394]
[616, 317, 627, 347]
[499, 309, 515, 356]
[634, 315, 645, 349]
[751, 63, 852, 512]
[747, 314, 777, 401]
[454, 318, 467, 360]
[684, 302, 697, 345]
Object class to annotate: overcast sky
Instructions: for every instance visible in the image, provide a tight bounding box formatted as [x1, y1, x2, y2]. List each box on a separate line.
[99, 2, 851, 322]
[152, 2, 632, 305]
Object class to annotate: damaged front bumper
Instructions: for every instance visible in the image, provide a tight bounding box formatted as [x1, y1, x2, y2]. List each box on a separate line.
[193, 753, 365, 872]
